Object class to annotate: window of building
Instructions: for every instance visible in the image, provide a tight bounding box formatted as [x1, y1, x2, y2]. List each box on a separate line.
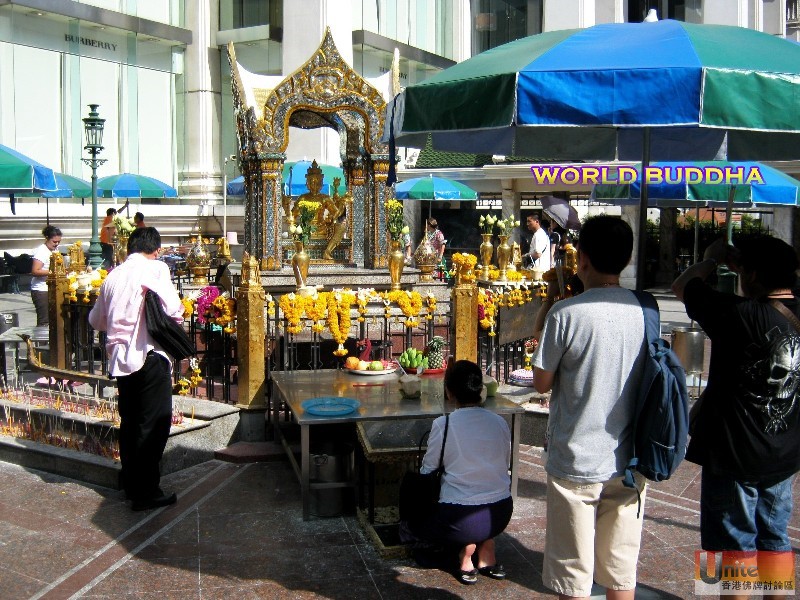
[220, 0, 282, 33]
[470, 0, 542, 55]
[626, 0, 700, 22]
[477, 194, 502, 209]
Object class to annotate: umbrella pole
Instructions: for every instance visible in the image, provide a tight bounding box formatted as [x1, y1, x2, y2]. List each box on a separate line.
[693, 205, 700, 264]
[725, 186, 736, 244]
[635, 128, 651, 291]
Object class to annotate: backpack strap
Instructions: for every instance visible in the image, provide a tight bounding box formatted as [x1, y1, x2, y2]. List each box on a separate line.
[632, 290, 661, 346]
[769, 299, 800, 333]
[626, 290, 661, 517]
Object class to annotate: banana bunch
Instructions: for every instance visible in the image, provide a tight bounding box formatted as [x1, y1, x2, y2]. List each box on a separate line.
[398, 347, 428, 370]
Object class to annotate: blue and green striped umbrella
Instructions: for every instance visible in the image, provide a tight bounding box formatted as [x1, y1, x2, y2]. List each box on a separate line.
[18, 172, 92, 198]
[388, 19, 800, 161]
[592, 162, 800, 207]
[395, 177, 477, 201]
[0, 144, 57, 193]
[97, 173, 178, 198]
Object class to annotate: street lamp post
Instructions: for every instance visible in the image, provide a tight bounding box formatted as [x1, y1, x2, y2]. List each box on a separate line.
[82, 104, 107, 269]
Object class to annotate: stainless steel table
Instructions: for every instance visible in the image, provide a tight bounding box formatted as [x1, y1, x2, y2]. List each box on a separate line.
[270, 369, 524, 520]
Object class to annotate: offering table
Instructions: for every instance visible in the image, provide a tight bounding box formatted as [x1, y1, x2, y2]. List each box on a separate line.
[270, 369, 524, 520]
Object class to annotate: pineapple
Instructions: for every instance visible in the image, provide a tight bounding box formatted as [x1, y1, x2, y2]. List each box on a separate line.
[425, 336, 447, 369]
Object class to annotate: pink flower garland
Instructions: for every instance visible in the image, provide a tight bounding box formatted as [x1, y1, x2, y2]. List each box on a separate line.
[195, 286, 220, 323]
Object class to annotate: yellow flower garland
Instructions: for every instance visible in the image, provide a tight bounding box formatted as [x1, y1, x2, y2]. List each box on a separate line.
[381, 290, 424, 328]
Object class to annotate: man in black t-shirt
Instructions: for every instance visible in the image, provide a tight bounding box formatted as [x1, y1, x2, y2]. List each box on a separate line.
[672, 237, 800, 556]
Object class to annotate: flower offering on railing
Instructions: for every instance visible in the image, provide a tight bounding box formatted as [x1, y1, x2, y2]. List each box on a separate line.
[276, 288, 430, 355]
[386, 198, 406, 241]
[184, 285, 236, 332]
[66, 268, 107, 303]
[425, 293, 437, 321]
[327, 290, 356, 356]
[450, 252, 478, 285]
[380, 290, 424, 328]
[484, 266, 524, 282]
[193, 286, 220, 323]
[175, 357, 202, 395]
[478, 288, 497, 336]
[479, 213, 498, 234]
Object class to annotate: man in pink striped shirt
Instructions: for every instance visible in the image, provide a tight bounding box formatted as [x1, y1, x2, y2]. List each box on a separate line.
[89, 227, 184, 511]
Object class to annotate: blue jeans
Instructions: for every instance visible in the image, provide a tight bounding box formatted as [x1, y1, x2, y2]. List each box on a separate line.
[700, 470, 794, 552]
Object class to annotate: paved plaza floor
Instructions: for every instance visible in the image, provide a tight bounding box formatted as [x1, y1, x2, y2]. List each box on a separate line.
[0, 289, 798, 598]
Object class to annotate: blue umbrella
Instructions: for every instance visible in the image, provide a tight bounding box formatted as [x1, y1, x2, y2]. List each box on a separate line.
[0, 144, 57, 192]
[97, 173, 178, 198]
[395, 176, 478, 201]
[18, 172, 92, 198]
[591, 162, 800, 207]
[227, 161, 347, 197]
[0, 144, 57, 214]
[226, 175, 245, 196]
[386, 18, 800, 288]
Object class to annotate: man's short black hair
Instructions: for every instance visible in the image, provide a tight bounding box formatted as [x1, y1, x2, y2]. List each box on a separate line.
[127, 226, 161, 255]
[106, 207, 117, 217]
[736, 236, 798, 290]
[134, 212, 144, 222]
[578, 216, 633, 275]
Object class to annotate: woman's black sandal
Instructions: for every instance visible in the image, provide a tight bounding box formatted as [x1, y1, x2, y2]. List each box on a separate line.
[457, 568, 479, 584]
[478, 564, 506, 579]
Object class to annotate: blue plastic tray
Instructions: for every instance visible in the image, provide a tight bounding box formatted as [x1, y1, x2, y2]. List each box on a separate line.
[301, 397, 360, 416]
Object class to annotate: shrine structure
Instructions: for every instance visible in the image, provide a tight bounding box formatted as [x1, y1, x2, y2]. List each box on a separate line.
[226, 29, 393, 272]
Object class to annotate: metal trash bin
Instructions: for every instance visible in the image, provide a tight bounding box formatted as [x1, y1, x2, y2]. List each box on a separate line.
[0, 312, 19, 335]
[671, 327, 705, 374]
[310, 441, 354, 517]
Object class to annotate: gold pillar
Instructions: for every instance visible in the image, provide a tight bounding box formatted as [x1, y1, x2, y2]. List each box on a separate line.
[451, 281, 478, 364]
[236, 253, 266, 410]
[47, 252, 69, 369]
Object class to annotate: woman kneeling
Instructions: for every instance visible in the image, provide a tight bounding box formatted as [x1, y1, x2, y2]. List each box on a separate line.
[402, 360, 513, 585]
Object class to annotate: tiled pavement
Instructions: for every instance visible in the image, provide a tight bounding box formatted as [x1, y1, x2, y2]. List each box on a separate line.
[1, 289, 799, 598]
[0, 447, 797, 599]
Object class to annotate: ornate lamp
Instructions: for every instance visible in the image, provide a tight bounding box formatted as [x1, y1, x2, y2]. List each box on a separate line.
[82, 104, 107, 269]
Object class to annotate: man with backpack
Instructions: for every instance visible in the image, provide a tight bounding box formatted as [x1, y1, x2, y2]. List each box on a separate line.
[672, 237, 800, 576]
[533, 215, 651, 599]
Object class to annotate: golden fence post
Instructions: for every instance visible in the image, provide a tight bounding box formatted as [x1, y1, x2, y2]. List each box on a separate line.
[451, 279, 478, 364]
[235, 253, 267, 439]
[47, 252, 69, 369]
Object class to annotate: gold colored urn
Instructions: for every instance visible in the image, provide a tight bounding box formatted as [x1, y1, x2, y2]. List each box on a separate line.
[186, 231, 211, 284]
[413, 237, 439, 282]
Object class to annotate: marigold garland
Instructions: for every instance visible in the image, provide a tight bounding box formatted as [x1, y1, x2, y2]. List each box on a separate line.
[209, 295, 236, 334]
[381, 290, 424, 328]
[450, 253, 478, 283]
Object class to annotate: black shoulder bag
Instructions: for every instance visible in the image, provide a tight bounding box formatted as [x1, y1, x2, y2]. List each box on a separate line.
[144, 289, 194, 360]
[399, 414, 449, 524]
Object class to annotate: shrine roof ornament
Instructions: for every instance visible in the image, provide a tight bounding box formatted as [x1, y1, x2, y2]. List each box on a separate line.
[227, 28, 387, 155]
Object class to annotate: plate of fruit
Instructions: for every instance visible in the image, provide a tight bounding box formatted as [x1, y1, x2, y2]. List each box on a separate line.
[398, 336, 447, 374]
[343, 356, 397, 375]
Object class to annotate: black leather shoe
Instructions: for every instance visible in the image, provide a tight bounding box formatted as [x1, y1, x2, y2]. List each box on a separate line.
[131, 492, 177, 511]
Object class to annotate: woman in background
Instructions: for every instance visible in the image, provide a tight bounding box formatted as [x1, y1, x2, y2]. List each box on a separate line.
[30, 225, 62, 326]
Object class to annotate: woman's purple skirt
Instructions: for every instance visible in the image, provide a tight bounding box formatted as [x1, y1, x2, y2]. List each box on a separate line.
[408, 496, 513, 547]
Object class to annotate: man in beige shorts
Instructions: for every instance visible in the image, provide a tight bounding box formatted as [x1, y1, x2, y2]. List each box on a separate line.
[533, 216, 649, 599]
